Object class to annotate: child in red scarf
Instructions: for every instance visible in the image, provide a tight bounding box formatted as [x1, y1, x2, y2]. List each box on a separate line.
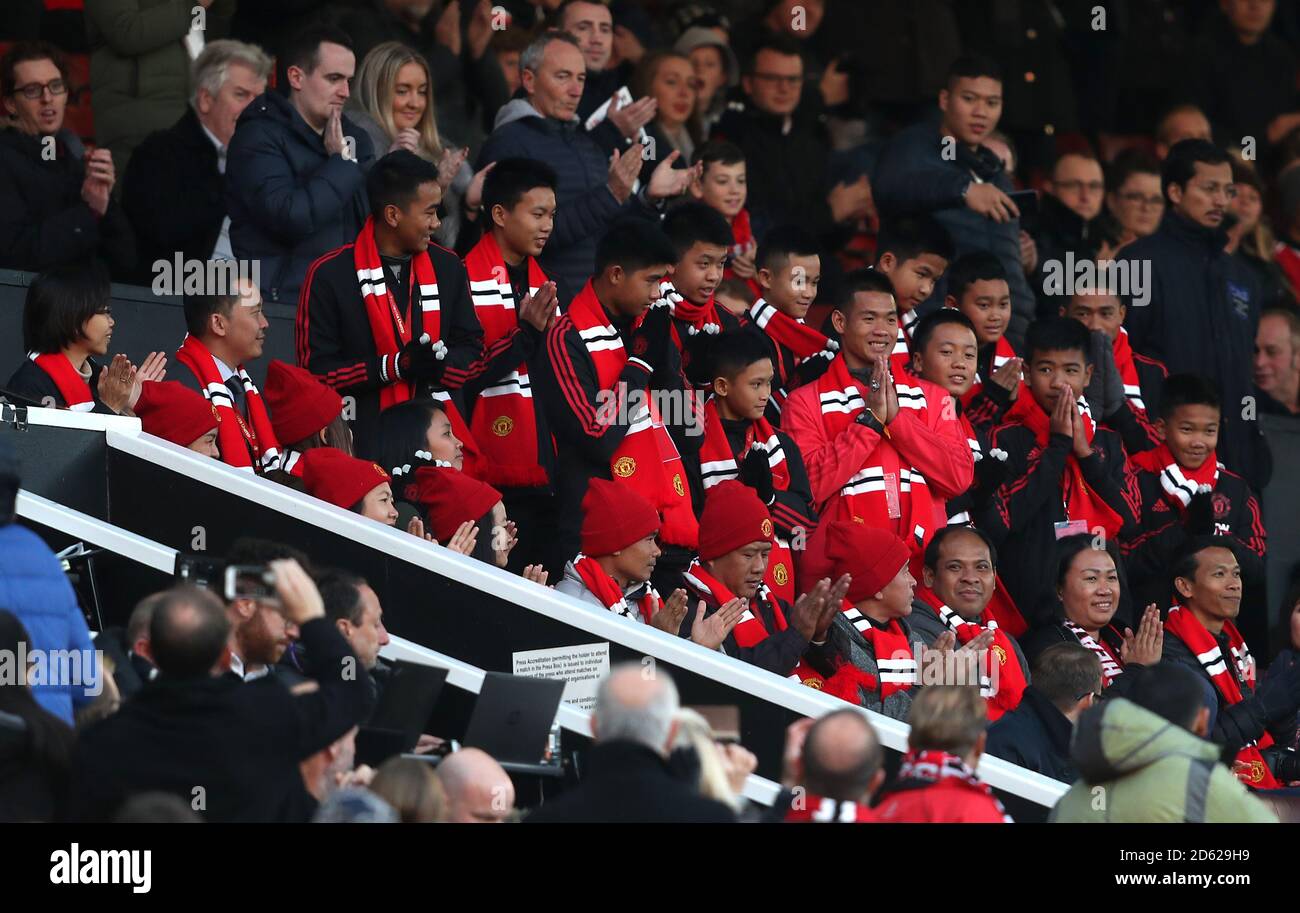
[689, 141, 761, 300]
[872, 214, 953, 376]
[1123, 375, 1266, 624]
[984, 317, 1139, 625]
[945, 251, 1025, 436]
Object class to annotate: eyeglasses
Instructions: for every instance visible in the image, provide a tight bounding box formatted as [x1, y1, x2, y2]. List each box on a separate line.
[12, 78, 67, 100]
[1055, 179, 1104, 194]
[1118, 191, 1164, 208]
[751, 72, 803, 87]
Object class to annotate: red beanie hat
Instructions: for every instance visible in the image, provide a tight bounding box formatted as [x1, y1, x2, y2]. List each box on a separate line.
[580, 478, 660, 556]
[404, 466, 502, 541]
[823, 521, 911, 604]
[697, 480, 774, 561]
[264, 360, 344, 446]
[301, 447, 391, 509]
[134, 381, 220, 447]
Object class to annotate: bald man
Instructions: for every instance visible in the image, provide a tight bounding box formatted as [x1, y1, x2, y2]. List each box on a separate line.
[437, 748, 516, 824]
[525, 664, 735, 823]
[771, 710, 884, 822]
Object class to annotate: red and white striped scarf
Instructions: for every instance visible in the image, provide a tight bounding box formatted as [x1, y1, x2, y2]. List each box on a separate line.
[893, 749, 1013, 822]
[1111, 328, 1146, 412]
[960, 333, 1020, 408]
[1062, 620, 1125, 687]
[748, 296, 838, 414]
[815, 355, 934, 551]
[724, 209, 762, 299]
[889, 307, 920, 376]
[27, 352, 94, 411]
[567, 282, 699, 547]
[280, 449, 304, 478]
[175, 335, 280, 472]
[839, 600, 917, 698]
[657, 279, 724, 338]
[1002, 391, 1124, 537]
[783, 794, 875, 823]
[1165, 605, 1279, 788]
[464, 231, 552, 488]
[573, 553, 659, 623]
[914, 585, 1027, 720]
[1130, 443, 1220, 514]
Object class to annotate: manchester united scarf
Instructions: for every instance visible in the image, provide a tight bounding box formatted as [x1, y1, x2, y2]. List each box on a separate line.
[725, 209, 762, 298]
[573, 553, 660, 623]
[1130, 443, 1221, 514]
[568, 282, 699, 547]
[815, 354, 934, 550]
[176, 335, 280, 472]
[1002, 391, 1124, 537]
[783, 794, 875, 823]
[1063, 619, 1125, 687]
[840, 601, 917, 698]
[1165, 605, 1280, 789]
[889, 307, 921, 376]
[892, 749, 1013, 822]
[27, 351, 94, 411]
[748, 297, 838, 414]
[464, 232, 552, 488]
[914, 585, 1026, 720]
[1111, 328, 1147, 412]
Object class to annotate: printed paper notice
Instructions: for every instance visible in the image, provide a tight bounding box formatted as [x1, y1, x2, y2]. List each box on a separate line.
[512, 643, 610, 711]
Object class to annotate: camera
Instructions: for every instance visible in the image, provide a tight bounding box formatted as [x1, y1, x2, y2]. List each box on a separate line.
[174, 554, 277, 603]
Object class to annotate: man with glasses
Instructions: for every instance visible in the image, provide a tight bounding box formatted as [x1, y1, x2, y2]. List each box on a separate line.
[1120, 139, 1268, 489]
[0, 41, 136, 277]
[1031, 152, 1112, 315]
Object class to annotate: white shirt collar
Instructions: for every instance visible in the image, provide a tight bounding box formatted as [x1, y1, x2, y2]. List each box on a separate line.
[198, 119, 227, 173]
[212, 354, 235, 383]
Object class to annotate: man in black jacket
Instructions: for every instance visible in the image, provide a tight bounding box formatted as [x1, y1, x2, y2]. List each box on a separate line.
[1120, 140, 1268, 489]
[524, 664, 735, 823]
[123, 40, 271, 281]
[67, 562, 374, 822]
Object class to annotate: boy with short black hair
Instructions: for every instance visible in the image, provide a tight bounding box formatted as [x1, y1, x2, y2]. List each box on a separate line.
[982, 317, 1138, 624]
[748, 225, 837, 422]
[943, 251, 1023, 435]
[690, 140, 759, 296]
[872, 214, 953, 373]
[689, 330, 817, 602]
[1122, 375, 1265, 626]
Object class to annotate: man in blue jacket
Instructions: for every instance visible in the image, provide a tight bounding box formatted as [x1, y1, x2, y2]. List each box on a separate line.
[1120, 140, 1268, 488]
[872, 54, 1034, 351]
[0, 436, 99, 725]
[226, 26, 376, 307]
[477, 31, 692, 306]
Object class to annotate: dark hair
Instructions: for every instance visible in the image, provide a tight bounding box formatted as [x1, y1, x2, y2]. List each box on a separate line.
[875, 215, 954, 264]
[715, 277, 755, 308]
[226, 537, 313, 572]
[316, 568, 367, 626]
[801, 709, 883, 801]
[481, 156, 558, 214]
[711, 329, 773, 382]
[183, 289, 239, 339]
[1032, 643, 1102, 712]
[1128, 661, 1211, 732]
[1107, 147, 1162, 191]
[281, 24, 354, 76]
[1, 40, 68, 98]
[1171, 535, 1240, 603]
[0, 609, 76, 790]
[834, 268, 896, 313]
[946, 53, 1002, 87]
[373, 398, 445, 474]
[22, 263, 111, 354]
[1162, 139, 1230, 199]
[594, 219, 678, 275]
[946, 250, 1007, 302]
[148, 586, 232, 680]
[469, 511, 498, 564]
[662, 201, 733, 256]
[367, 150, 442, 220]
[1158, 373, 1221, 421]
[288, 414, 354, 454]
[745, 33, 804, 74]
[1054, 533, 1122, 590]
[756, 225, 819, 273]
[923, 524, 998, 572]
[910, 308, 977, 359]
[693, 139, 745, 171]
[1025, 316, 1092, 365]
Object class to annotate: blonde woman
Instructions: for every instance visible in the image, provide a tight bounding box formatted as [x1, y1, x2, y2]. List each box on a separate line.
[668, 708, 757, 813]
[348, 42, 489, 246]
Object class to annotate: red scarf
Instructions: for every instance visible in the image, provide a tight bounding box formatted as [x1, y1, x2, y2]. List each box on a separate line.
[568, 282, 698, 547]
[1275, 241, 1300, 298]
[280, 450, 304, 478]
[464, 232, 552, 488]
[175, 335, 281, 472]
[1063, 620, 1125, 687]
[724, 209, 762, 299]
[1002, 392, 1124, 537]
[815, 355, 934, 552]
[960, 334, 1020, 409]
[1165, 605, 1280, 789]
[840, 601, 916, 698]
[698, 399, 795, 600]
[658, 279, 725, 339]
[748, 297, 838, 414]
[891, 750, 1013, 822]
[1111, 328, 1147, 412]
[783, 794, 876, 823]
[1130, 443, 1220, 515]
[573, 553, 659, 623]
[914, 585, 1027, 720]
[889, 307, 920, 376]
[354, 217, 481, 475]
[27, 352, 94, 411]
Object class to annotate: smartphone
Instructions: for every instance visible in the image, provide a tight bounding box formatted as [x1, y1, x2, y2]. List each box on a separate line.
[223, 564, 278, 603]
[690, 705, 741, 744]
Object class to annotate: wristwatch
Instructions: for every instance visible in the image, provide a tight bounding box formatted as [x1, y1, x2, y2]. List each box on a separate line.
[855, 407, 887, 435]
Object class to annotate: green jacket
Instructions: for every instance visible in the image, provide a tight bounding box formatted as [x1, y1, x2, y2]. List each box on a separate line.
[1050, 698, 1276, 823]
[84, 0, 233, 154]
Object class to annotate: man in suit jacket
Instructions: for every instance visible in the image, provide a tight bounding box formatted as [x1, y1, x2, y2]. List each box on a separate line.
[67, 561, 374, 822]
[524, 664, 735, 823]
